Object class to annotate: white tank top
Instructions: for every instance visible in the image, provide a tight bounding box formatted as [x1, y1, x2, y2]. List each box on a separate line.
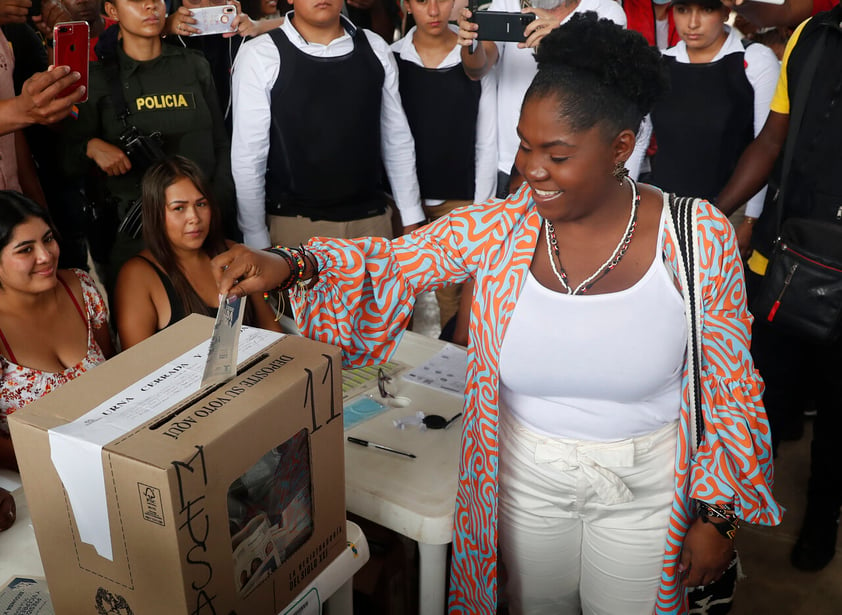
[499, 207, 687, 441]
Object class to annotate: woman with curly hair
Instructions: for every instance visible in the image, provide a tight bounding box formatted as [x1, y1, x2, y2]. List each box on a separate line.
[211, 14, 782, 614]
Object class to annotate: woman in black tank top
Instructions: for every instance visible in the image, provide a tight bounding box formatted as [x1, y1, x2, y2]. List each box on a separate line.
[113, 157, 281, 349]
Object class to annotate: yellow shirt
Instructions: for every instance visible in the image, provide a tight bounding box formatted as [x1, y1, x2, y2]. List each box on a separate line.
[769, 18, 812, 115]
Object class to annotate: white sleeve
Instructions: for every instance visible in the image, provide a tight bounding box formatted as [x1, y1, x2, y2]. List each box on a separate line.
[596, 0, 628, 27]
[474, 69, 498, 203]
[744, 43, 781, 219]
[231, 36, 279, 248]
[367, 31, 425, 227]
[627, 114, 652, 181]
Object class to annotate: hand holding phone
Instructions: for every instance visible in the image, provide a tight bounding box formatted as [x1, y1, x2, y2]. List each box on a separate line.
[470, 10, 536, 43]
[190, 4, 237, 36]
[53, 21, 89, 103]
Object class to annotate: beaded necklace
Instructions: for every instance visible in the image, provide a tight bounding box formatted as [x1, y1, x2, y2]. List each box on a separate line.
[544, 177, 640, 295]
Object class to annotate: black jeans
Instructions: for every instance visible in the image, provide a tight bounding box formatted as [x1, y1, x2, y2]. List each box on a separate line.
[746, 269, 842, 521]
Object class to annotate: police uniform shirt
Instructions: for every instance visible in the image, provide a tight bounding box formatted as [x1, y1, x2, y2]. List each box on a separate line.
[231, 13, 424, 249]
[60, 43, 234, 219]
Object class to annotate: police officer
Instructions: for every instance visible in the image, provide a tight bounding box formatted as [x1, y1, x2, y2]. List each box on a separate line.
[60, 0, 235, 290]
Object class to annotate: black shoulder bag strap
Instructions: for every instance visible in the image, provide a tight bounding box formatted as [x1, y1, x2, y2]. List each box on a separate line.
[667, 193, 704, 452]
[773, 25, 830, 235]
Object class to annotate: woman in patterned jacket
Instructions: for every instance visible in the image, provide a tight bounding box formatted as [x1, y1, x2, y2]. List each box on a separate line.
[213, 13, 782, 615]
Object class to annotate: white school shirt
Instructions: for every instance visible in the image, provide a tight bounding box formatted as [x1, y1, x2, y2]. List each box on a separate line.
[391, 25, 498, 205]
[231, 14, 425, 248]
[488, 0, 628, 177]
[645, 26, 780, 218]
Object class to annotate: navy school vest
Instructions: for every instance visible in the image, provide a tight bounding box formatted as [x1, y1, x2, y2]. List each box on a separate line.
[394, 55, 480, 200]
[650, 52, 754, 202]
[265, 25, 386, 221]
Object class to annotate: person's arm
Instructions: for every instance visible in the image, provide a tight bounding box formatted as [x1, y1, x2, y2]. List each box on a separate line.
[14, 130, 47, 206]
[369, 32, 425, 233]
[235, 14, 284, 37]
[84, 137, 132, 176]
[679, 202, 782, 584]
[114, 258, 164, 350]
[717, 111, 789, 217]
[1, 67, 84, 135]
[733, 41, 782, 255]
[30, 0, 73, 60]
[60, 65, 119, 180]
[473, 70, 498, 203]
[165, 5, 200, 37]
[718, 17, 803, 217]
[742, 42, 781, 218]
[456, 8, 499, 80]
[231, 37, 278, 248]
[213, 202, 500, 365]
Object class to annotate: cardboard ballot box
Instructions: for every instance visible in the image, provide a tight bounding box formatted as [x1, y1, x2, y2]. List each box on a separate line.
[8, 315, 346, 615]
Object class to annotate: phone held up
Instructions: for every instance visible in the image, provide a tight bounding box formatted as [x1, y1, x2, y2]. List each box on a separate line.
[189, 5, 237, 36]
[471, 10, 537, 43]
[53, 21, 90, 103]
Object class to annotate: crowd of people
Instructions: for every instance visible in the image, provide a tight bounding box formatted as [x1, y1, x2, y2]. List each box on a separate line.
[0, 0, 839, 611]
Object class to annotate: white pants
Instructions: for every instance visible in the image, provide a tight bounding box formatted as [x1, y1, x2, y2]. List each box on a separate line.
[498, 412, 678, 615]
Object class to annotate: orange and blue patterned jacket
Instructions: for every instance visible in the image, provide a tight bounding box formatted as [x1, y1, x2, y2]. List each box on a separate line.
[291, 185, 783, 614]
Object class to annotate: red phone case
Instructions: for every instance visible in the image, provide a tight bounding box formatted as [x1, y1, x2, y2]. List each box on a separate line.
[53, 21, 90, 103]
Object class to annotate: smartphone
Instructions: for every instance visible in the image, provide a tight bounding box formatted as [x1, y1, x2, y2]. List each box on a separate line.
[190, 5, 237, 36]
[472, 10, 536, 43]
[53, 21, 90, 103]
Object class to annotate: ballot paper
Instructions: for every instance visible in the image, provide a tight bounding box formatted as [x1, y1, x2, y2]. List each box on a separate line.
[201, 295, 246, 388]
[402, 344, 468, 396]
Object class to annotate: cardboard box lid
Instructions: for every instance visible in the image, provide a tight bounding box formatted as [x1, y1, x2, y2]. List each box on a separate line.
[10, 315, 285, 561]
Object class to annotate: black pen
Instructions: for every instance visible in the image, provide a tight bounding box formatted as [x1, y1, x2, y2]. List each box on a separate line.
[347, 436, 416, 459]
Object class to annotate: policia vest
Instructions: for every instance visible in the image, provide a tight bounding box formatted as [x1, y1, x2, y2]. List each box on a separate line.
[754, 5, 842, 254]
[394, 56, 480, 201]
[265, 25, 387, 222]
[650, 51, 754, 203]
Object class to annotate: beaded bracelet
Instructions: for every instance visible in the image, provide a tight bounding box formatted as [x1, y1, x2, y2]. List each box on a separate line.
[697, 502, 739, 540]
[265, 247, 305, 291]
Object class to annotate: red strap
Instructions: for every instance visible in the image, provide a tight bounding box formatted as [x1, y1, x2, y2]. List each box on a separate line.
[58, 274, 87, 323]
[0, 327, 16, 364]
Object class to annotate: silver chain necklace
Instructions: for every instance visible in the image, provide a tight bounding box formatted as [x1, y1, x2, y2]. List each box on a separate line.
[543, 177, 640, 295]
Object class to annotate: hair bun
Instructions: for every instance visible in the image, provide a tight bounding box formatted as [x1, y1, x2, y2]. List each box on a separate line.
[535, 12, 667, 116]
